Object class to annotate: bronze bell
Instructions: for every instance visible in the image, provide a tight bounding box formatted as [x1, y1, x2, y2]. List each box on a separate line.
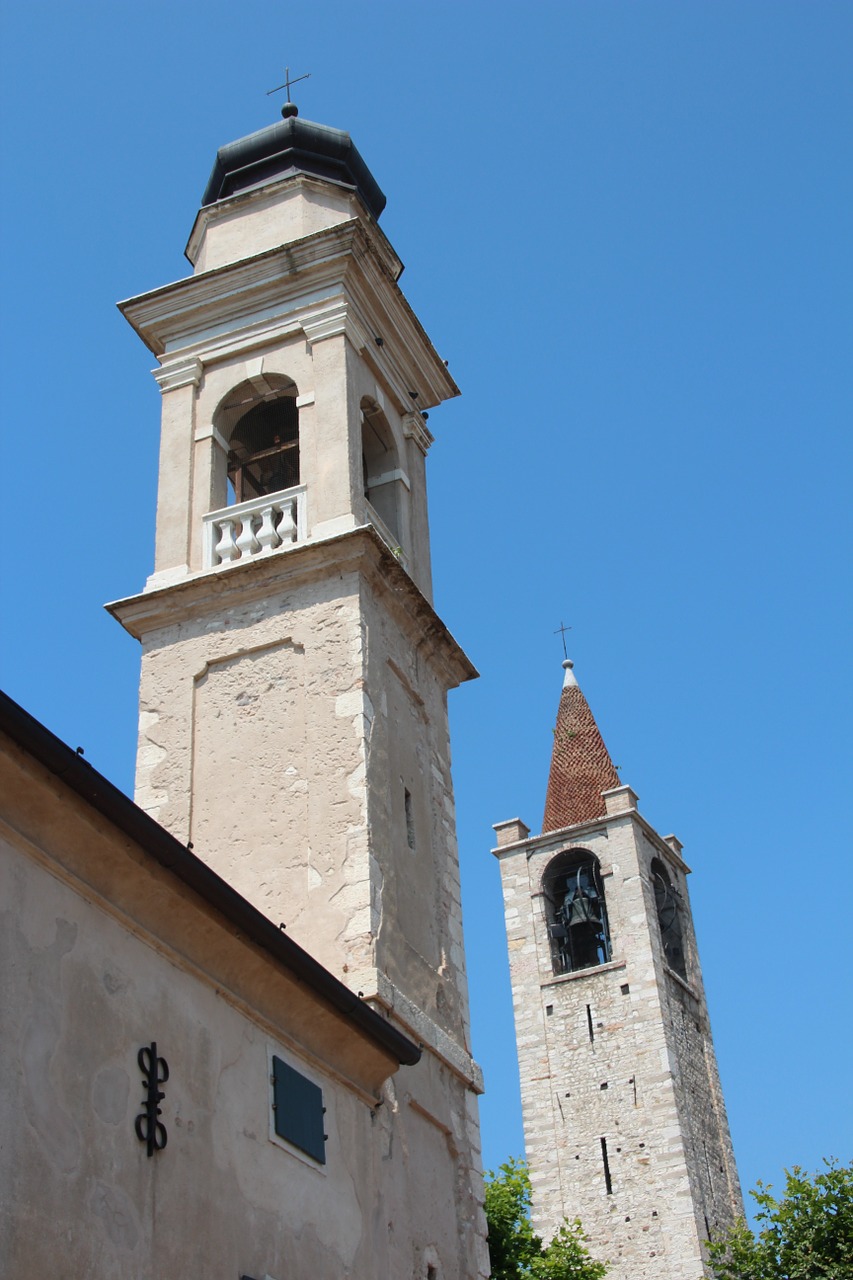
[565, 889, 602, 929]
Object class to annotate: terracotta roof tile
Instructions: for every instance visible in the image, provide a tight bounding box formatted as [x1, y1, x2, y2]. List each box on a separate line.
[542, 664, 619, 832]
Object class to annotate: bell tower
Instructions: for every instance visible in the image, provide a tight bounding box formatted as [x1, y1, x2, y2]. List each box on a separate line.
[493, 659, 742, 1279]
[110, 103, 488, 1279]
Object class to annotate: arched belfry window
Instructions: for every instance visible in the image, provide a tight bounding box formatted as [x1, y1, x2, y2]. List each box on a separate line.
[543, 851, 611, 975]
[216, 376, 299, 505]
[361, 398, 401, 544]
[651, 858, 687, 980]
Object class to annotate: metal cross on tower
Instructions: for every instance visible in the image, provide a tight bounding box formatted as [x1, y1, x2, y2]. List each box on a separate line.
[553, 621, 572, 660]
[267, 66, 311, 103]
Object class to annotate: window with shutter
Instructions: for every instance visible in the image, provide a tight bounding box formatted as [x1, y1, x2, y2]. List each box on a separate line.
[271, 1055, 327, 1165]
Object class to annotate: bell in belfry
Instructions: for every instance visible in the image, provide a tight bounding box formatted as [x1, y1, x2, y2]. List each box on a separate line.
[565, 867, 602, 925]
[556, 868, 605, 970]
[565, 886, 601, 928]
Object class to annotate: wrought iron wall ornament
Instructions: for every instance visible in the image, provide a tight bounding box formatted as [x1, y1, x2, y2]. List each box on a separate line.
[134, 1042, 169, 1157]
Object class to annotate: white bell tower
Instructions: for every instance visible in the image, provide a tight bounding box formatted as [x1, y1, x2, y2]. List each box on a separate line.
[110, 102, 488, 1279]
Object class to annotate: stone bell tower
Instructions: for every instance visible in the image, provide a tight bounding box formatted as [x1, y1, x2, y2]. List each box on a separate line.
[493, 659, 742, 1280]
[110, 103, 488, 1279]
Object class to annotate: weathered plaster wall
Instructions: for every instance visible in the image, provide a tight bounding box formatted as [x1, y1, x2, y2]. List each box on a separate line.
[125, 542, 487, 1277]
[131, 545, 471, 1015]
[189, 175, 363, 274]
[0, 741, 488, 1280]
[495, 806, 741, 1279]
[135, 565, 371, 977]
[360, 578, 472, 1047]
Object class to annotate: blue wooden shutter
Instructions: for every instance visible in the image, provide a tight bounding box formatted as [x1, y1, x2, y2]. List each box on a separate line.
[271, 1055, 326, 1164]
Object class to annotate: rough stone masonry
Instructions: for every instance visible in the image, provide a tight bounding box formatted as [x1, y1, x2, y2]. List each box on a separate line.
[494, 659, 742, 1278]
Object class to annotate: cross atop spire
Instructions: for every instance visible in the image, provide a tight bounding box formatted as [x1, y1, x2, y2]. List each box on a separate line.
[553, 621, 572, 660]
[266, 66, 311, 118]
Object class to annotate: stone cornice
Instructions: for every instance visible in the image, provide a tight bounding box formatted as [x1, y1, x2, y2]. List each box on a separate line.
[402, 411, 434, 456]
[491, 806, 692, 875]
[152, 355, 203, 393]
[540, 959, 628, 989]
[662, 963, 702, 1004]
[183, 171, 402, 276]
[118, 219, 459, 411]
[300, 298, 352, 346]
[106, 525, 477, 691]
[366, 972, 484, 1094]
[630, 812, 692, 875]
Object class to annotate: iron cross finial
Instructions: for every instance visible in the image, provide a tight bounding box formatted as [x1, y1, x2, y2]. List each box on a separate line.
[554, 621, 572, 660]
[267, 66, 311, 105]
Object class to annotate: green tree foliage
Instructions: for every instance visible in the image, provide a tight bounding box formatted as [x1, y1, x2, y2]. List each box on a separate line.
[707, 1160, 853, 1279]
[484, 1158, 607, 1280]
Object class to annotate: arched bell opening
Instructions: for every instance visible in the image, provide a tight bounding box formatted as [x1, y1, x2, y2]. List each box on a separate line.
[361, 397, 402, 545]
[651, 858, 687, 980]
[215, 375, 300, 506]
[542, 850, 611, 975]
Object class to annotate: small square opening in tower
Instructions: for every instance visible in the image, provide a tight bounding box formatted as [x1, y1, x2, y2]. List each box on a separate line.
[404, 786, 416, 852]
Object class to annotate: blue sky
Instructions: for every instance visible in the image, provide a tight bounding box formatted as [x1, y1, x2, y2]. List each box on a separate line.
[2, 0, 851, 1221]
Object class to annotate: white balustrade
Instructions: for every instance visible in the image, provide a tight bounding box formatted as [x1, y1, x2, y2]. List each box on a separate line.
[203, 485, 306, 568]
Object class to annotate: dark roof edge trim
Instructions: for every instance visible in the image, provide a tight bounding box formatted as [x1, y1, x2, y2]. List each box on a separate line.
[0, 689, 420, 1068]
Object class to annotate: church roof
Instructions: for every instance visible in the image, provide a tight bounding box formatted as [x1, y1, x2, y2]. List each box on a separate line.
[201, 111, 387, 218]
[542, 659, 620, 832]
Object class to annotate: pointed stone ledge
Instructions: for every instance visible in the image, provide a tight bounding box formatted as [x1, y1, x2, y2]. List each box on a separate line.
[492, 818, 530, 849]
[364, 971, 484, 1093]
[540, 958, 627, 989]
[107, 524, 478, 692]
[602, 784, 639, 815]
[118, 219, 460, 410]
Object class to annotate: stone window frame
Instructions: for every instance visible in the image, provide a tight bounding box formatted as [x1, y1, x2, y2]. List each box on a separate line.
[650, 856, 689, 982]
[213, 373, 302, 508]
[267, 1045, 330, 1174]
[360, 395, 409, 553]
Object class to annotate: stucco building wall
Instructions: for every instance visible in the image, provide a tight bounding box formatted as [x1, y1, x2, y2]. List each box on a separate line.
[0, 721, 486, 1280]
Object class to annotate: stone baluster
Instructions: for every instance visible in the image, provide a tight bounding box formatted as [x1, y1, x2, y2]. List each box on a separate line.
[235, 516, 261, 558]
[214, 518, 239, 563]
[256, 503, 281, 555]
[276, 498, 297, 544]
[206, 487, 303, 567]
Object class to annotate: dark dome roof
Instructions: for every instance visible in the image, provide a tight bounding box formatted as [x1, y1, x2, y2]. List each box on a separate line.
[201, 115, 386, 218]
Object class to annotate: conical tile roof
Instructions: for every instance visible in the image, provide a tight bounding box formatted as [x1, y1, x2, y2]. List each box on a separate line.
[542, 660, 620, 832]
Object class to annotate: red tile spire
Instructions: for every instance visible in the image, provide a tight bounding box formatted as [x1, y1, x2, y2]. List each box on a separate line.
[542, 659, 620, 833]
